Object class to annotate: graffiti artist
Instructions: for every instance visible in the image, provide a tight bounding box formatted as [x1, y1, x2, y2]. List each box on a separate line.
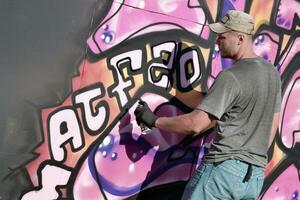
[134, 10, 281, 200]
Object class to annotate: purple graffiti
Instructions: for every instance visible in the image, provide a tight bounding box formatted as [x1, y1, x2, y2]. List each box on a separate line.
[221, 0, 247, 17]
[260, 164, 300, 200]
[87, 0, 207, 54]
[253, 31, 280, 65]
[72, 94, 213, 199]
[261, 63, 300, 200]
[280, 69, 300, 149]
[278, 36, 300, 74]
[210, 44, 233, 79]
[275, 0, 300, 30]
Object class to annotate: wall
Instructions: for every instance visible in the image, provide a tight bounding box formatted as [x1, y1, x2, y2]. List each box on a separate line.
[0, 0, 299, 199]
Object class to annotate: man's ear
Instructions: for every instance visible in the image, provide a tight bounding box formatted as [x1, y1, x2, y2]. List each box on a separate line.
[238, 34, 244, 45]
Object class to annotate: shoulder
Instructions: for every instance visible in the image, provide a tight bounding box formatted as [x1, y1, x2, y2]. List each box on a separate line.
[217, 69, 238, 83]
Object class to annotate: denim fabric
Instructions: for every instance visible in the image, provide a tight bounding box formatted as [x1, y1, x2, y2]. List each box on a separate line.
[181, 160, 264, 200]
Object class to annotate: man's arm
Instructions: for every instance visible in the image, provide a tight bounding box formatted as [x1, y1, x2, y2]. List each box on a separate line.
[268, 112, 280, 148]
[155, 109, 216, 136]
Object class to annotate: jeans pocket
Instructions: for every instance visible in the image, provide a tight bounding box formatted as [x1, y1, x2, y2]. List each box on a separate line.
[204, 164, 242, 199]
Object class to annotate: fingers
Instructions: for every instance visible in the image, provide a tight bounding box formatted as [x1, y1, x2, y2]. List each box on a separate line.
[134, 100, 148, 115]
[135, 100, 146, 126]
[139, 99, 146, 105]
[134, 101, 144, 125]
[134, 100, 154, 127]
[136, 118, 141, 125]
[139, 100, 150, 109]
[134, 106, 142, 115]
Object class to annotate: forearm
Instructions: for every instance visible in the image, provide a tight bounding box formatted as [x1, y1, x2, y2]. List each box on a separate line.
[155, 109, 216, 135]
[155, 115, 196, 135]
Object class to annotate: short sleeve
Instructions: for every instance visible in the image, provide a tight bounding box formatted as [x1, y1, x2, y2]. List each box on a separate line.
[197, 70, 240, 120]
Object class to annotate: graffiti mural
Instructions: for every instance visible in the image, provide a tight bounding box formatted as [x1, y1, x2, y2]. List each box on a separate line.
[1, 0, 299, 199]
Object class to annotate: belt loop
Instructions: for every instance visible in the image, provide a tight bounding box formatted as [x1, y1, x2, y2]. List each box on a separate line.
[243, 164, 253, 182]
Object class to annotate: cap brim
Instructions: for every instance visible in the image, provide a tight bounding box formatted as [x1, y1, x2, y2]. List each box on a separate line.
[208, 22, 231, 33]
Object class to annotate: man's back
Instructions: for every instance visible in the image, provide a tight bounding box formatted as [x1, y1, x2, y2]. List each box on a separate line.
[200, 57, 281, 167]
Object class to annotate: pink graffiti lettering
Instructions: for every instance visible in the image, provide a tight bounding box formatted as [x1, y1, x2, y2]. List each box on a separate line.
[21, 163, 71, 200]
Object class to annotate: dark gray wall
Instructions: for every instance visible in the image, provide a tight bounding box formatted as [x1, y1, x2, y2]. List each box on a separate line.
[0, 0, 110, 199]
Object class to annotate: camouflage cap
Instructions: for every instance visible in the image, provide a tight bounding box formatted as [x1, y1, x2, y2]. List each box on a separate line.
[209, 10, 254, 35]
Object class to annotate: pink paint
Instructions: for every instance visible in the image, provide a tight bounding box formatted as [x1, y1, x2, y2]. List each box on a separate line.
[73, 157, 106, 200]
[275, 0, 300, 30]
[210, 45, 222, 78]
[278, 36, 300, 75]
[22, 164, 71, 200]
[210, 44, 233, 78]
[253, 30, 280, 65]
[200, 22, 211, 40]
[260, 164, 300, 200]
[87, 0, 207, 54]
[73, 93, 212, 199]
[229, 0, 247, 11]
[207, 76, 216, 89]
[280, 69, 300, 149]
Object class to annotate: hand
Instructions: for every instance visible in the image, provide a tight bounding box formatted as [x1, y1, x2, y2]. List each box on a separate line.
[134, 100, 158, 128]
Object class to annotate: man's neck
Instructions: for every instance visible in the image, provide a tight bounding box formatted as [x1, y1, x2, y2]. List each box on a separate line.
[234, 45, 257, 61]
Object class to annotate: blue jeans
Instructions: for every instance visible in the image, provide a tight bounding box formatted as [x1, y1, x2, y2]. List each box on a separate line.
[182, 160, 264, 200]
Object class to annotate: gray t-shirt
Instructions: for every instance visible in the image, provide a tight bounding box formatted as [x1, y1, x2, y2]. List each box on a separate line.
[198, 57, 281, 167]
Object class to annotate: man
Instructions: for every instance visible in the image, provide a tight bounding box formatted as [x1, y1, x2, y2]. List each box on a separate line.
[134, 10, 281, 200]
